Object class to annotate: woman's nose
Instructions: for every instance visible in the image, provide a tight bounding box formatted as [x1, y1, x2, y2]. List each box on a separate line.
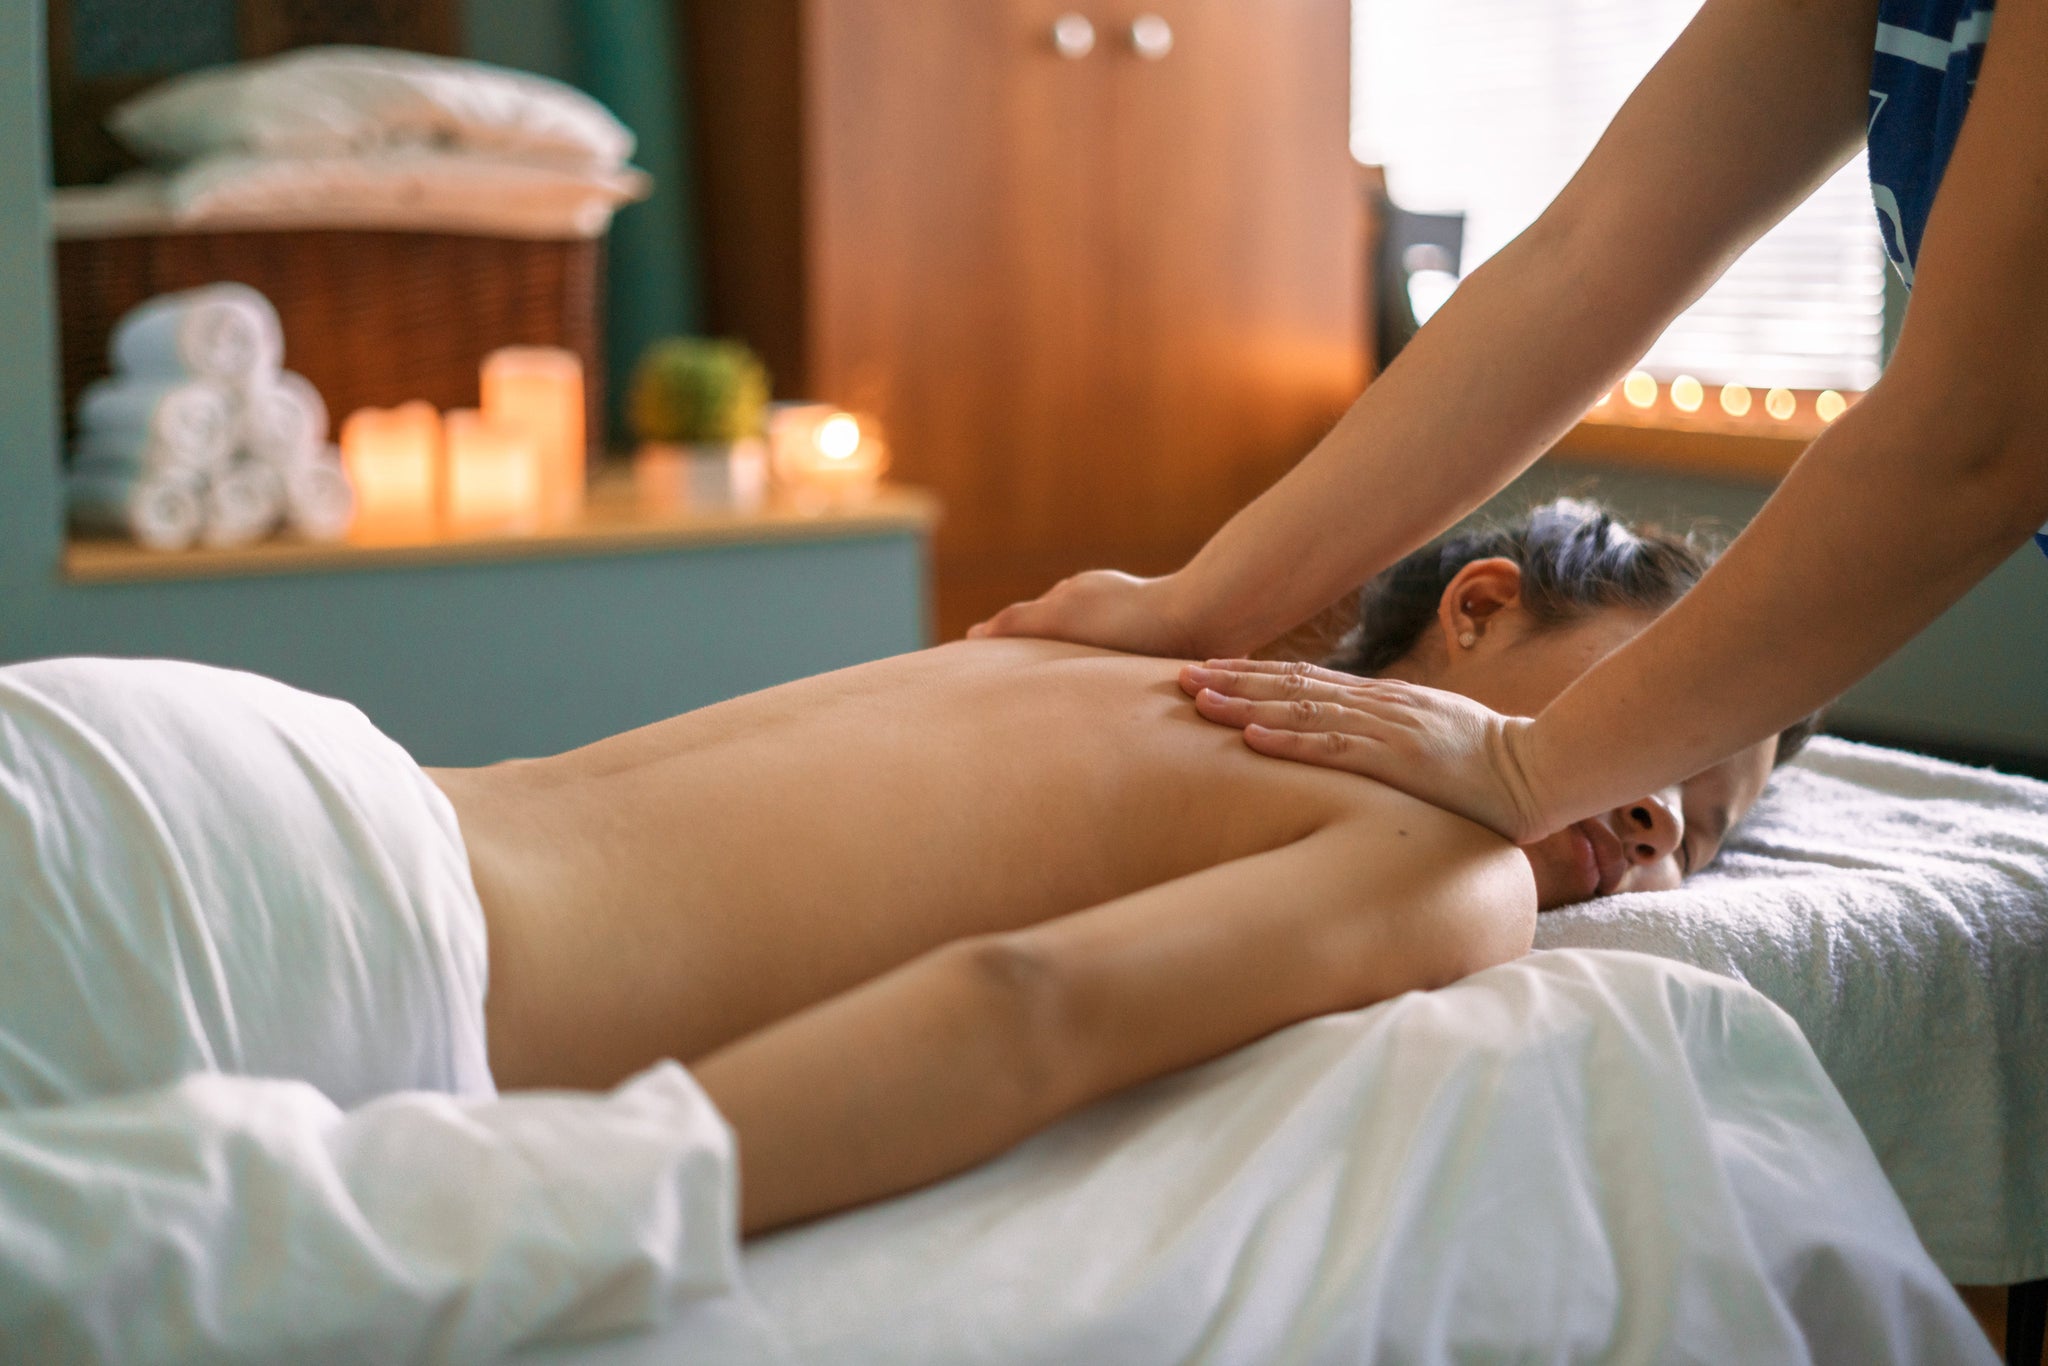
[1615, 791, 1683, 865]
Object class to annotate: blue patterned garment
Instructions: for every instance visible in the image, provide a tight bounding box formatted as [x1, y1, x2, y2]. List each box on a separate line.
[1864, 0, 2044, 553]
[1867, 0, 1995, 287]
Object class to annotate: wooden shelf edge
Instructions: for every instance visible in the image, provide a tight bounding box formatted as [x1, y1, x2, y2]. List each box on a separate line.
[1548, 421, 1806, 484]
[63, 485, 941, 586]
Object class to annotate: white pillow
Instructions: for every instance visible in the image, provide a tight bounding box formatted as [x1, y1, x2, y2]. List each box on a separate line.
[107, 46, 634, 171]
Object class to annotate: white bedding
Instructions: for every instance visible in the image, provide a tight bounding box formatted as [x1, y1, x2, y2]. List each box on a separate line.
[5, 952, 1982, 1363]
[520, 952, 1988, 1366]
[1536, 737, 2048, 1285]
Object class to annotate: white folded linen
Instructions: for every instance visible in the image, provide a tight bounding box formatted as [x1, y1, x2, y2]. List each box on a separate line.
[199, 460, 284, 548]
[281, 449, 357, 541]
[108, 45, 635, 171]
[0, 1065, 787, 1366]
[65, 469, 205, 550]
[74, 376, 236, 469]
[110, 281, 283, 382]
[1536, 736, 2048, 1285]
[239, 369, 328, 467]
[51, 151, 649, 241]
[515, 953, 1988, 1366]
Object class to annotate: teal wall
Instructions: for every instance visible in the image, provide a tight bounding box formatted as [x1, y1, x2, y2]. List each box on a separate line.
[1, 0, 926, 766]
[465, 0, 705, 438]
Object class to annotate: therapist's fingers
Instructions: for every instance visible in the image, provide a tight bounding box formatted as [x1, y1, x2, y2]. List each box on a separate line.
[1191, 685, 1400, 735]
[1179, 659, 1380, 704]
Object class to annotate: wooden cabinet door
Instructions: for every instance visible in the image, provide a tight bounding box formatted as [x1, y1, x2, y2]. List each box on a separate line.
[703, 1, 1363, 638]
[808, 0, 1119, 634]
[1101, 0, 1362, 560]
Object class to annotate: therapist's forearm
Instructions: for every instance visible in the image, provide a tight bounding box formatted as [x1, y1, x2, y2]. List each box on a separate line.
[1175, 205, 1729, 656]
[1520, 381, 2048, 827]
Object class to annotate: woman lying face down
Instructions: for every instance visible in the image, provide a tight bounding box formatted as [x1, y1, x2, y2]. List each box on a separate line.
[1185, 499, 1817, 910]
[428, 499, 1815, 1234]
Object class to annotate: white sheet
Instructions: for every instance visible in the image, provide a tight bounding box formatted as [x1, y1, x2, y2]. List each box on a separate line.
[1536, 737, 2048, 1285]
[518, 951, 1990, 1365]
[0, 1064, 787, 1364]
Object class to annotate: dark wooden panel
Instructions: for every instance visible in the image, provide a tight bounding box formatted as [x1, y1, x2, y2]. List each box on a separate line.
[681, 0, 811, 396]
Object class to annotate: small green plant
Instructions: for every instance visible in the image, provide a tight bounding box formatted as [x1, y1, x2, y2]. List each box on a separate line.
[629, 338, 770, 445]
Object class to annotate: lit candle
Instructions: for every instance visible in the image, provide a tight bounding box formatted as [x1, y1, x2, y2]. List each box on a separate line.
[769, 405, 889, 500]
[481, 347, 585, 521]
[1669, 375, 1704, 413]
[1719, 384, 1752, 418]
[340, 401, 441, 537]
[1815, 390, 1848, 423]
[1765, 388, 1798, 421]
[1622, 370, 1658, 409]
[444, 409, 542, 533]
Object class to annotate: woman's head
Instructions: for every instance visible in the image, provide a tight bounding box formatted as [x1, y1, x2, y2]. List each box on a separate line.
[1325, 498, 1820, 909]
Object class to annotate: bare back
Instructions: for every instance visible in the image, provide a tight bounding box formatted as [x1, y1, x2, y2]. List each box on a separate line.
[431, 639, 1529, 1088]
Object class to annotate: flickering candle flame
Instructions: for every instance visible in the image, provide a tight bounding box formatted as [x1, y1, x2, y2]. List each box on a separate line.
[444, 409, 542, 533]
[1765, 388, 1797, 421]
[770, 404, 889, 499]
[1622, 371, 1658, 409]
[481, 347, 585, 520]
[1718, 384, 1752, 417]
[1669, 375, 1704, 413]
[1815, 390, 1848, 422]
[340, 401, 441, 537]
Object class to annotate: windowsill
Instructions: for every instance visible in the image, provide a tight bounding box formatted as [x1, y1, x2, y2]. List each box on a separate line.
[63, 474, 940, 585]
[1548, 419, 1808, 484]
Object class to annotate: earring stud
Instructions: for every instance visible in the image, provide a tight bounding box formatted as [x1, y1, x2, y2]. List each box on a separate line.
[1458, 631, 1477, 648]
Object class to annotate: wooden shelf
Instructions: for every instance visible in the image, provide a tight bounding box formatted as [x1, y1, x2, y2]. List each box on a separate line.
[63, 475, 940, 585]
[1548, 419, 1809, 484]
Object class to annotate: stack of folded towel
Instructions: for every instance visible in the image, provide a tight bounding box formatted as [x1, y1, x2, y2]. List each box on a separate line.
[67, 283, 356, 550]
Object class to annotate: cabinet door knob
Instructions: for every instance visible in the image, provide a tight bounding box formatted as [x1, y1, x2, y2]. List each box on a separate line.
[1129, 13, 1173, 60]
[1051, 13, 1096, 58]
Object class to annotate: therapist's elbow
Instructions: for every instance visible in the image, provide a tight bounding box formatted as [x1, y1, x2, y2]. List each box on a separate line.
[1863, 360, 2048, 542]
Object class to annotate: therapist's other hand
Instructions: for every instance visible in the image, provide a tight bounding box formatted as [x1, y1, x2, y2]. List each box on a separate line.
[968, 570, 1199, 657]
[1180, 659, 1547, 844]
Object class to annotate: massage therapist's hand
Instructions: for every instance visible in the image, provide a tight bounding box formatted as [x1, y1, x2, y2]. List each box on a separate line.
[1181, 659, 1551, 845]
[967, 569, 1202, 657]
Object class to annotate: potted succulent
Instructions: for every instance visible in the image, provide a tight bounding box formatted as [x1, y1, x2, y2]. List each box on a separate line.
[628, 338, 771, 509]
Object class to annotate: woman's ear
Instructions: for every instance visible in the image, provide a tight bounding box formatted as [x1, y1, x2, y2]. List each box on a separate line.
[1437, 557, 1523, 655]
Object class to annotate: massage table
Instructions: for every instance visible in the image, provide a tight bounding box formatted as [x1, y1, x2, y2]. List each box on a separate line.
[5, 738, 2042, 1363]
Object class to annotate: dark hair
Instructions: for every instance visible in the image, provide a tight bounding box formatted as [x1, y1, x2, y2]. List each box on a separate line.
[1325, 498, 1821, 766]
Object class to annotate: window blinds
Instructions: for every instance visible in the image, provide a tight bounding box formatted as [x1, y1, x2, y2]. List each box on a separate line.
[1353, 0, 1885, 391]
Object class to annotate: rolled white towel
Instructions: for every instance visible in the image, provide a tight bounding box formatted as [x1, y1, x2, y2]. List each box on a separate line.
[281, 449, 356, 541]
[69, 430, 233, 482]
[240, 371, 329, 468]
[76, 377, 236, 468]
[67, 470, 206, 551]
[200, 461, 284, 548]
[111, 283, 284, 383]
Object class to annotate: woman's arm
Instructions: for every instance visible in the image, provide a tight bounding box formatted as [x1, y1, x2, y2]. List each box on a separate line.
[692, 815, 1530, 1235]
[1178, 0, 2048, 843]
[972, 0, 1876, 657]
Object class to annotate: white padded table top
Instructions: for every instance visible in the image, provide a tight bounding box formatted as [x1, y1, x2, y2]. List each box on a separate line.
[1536, 736, 2048, 1284]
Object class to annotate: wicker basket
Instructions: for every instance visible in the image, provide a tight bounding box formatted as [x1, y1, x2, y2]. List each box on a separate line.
[55, 229, 605, 460]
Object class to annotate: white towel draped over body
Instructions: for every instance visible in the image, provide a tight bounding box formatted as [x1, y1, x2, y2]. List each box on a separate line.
[0, 657, 491, 1106]
[0, 658, 777, 1364]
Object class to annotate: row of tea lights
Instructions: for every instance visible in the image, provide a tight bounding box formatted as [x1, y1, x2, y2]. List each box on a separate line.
[339, 348, 888, 539]
[1594, 370, 1854, 423]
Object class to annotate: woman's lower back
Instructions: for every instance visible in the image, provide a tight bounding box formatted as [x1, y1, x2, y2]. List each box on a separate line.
[432, 639, 1519, 1089]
